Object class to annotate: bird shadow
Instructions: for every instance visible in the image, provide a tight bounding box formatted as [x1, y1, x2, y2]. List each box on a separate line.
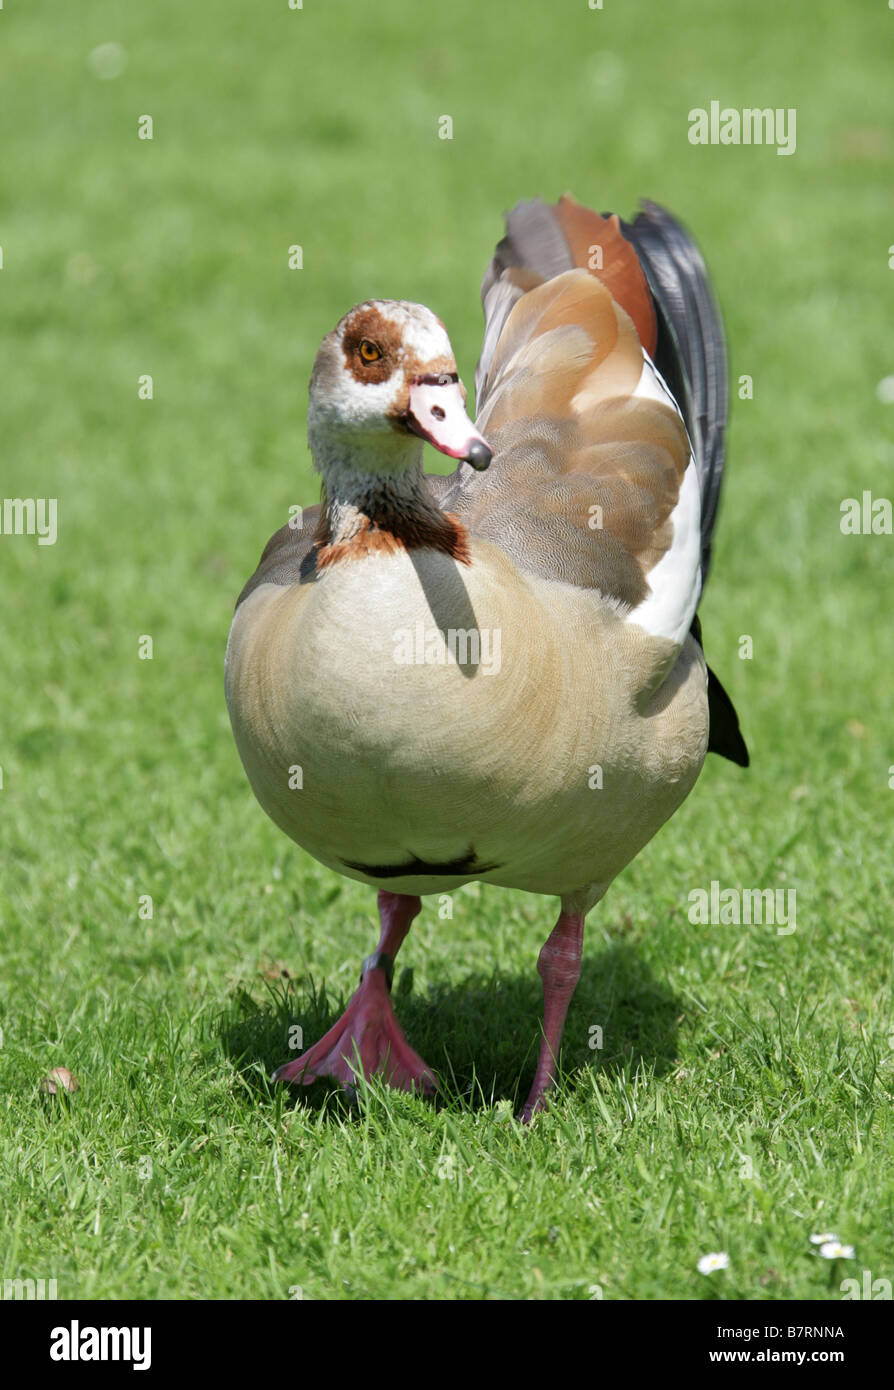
[408, 549, 482, 678]
[215, 942, 682, 1119]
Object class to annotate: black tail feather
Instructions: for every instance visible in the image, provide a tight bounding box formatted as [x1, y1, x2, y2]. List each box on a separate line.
[690, 616, 749, 767]
[706, 664, 750, 767]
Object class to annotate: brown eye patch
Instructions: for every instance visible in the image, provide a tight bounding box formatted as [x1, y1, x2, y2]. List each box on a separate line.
[342, 306, 403, 384]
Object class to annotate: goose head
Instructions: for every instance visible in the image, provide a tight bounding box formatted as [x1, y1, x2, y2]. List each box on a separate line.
[307, 300, 492, 479]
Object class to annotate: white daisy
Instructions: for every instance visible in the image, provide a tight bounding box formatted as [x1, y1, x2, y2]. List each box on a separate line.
[809, 1232, 838, 1245]
[818, 1241, 855, 1260]
[697, 1251, 730, 1275]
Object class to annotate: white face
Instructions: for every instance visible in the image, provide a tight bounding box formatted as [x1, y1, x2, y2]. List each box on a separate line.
[307, 299, 492, 475]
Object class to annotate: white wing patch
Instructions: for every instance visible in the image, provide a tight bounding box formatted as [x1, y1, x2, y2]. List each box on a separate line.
[625, 350, 702, 646]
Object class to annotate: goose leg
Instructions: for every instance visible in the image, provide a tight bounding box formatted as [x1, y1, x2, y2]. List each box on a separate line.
[519, 909, 585, 1123]
[273, 891, 437, 1096]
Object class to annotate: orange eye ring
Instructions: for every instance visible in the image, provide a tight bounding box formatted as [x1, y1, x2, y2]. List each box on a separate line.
[359, 339, 382, 363]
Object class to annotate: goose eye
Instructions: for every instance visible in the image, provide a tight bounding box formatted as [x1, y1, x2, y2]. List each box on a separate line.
[359, 340, 382, 364]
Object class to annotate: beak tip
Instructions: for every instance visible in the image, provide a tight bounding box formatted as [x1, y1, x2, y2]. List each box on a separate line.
[464, 440, 493, 472]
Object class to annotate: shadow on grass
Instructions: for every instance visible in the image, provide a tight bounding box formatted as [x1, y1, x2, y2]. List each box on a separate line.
[215, 942, 682, 1119]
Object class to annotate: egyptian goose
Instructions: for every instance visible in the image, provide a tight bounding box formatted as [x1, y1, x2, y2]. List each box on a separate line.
[225, 195, 747, 1122]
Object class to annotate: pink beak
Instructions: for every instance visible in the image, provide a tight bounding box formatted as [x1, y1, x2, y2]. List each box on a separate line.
[406, 375, 492, 470]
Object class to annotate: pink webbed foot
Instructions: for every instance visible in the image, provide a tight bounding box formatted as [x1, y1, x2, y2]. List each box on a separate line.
[273, 948, 437, 1097]
[518, 909, 585, 1124]
[273, 892, 435, 1095]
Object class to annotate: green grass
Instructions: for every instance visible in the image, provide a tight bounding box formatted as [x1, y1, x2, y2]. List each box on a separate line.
[1, 0, 892, 1300]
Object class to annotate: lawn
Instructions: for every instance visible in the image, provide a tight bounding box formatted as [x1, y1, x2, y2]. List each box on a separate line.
[1, 0, 892, 1301]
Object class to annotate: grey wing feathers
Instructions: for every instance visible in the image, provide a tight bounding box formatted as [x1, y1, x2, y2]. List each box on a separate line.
[235, 505, 321, 608]
[619, 201, 728, 585]
[474, 199, 575, 407]
[479, 200, 574, 301]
